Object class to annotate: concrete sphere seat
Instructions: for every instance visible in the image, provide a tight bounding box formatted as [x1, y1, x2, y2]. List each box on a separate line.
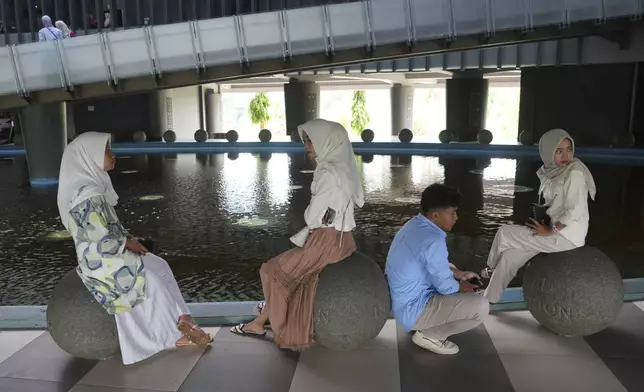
[194, 129, 208, 143]
[518, 130, 534, 146]
[313, 252, 390, 351]
[523, 246, 623, 337]
[163, 130, 176, 143]
[398, 128, 413, 143]
[132, 131, 147, 143]
[361, 129, 374, 142]
[226, 130, 239, 143]
[259, 129, 272, 142]
[439, 130, 454, 144]
[47, 270, 120, 360]
[477, 129, 493, 145]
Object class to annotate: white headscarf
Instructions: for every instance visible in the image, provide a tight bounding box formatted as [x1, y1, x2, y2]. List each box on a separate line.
[57, 132, 118, 231]
[41, 15, 53, 27]
[55, 20, 72, 38]
[536, 128, 596, 200]
[297, 119, 364, 208]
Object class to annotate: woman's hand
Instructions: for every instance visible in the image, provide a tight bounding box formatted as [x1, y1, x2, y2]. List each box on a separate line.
[125, 238, 148, 255]
[526, 218, 553, 236]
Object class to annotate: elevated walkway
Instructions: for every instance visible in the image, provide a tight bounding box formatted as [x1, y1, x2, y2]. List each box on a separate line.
[0, 0, 642, 110]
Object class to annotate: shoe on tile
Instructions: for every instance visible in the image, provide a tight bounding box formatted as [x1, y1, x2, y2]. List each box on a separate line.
[411, 332, 459, 355]
[480, 267, 494, 280]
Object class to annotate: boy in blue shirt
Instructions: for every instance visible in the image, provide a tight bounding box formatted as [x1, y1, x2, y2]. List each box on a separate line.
[386, 184, 489, 355]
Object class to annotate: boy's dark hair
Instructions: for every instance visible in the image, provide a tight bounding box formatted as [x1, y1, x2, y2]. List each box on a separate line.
[420, 183, 463, 214]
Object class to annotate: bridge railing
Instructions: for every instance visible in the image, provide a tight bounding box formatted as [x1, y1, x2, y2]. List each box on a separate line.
[0, 0, 641, 99]
[0, 0, 361, 46]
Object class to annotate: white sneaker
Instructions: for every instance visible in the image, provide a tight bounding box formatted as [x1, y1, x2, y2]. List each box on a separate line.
[412, 332, 459, 355]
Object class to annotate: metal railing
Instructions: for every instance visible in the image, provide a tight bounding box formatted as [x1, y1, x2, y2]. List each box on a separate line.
[0, 0, 359, 45]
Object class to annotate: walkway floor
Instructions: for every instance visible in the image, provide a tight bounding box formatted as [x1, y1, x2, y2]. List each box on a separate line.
[0, 302, 643, 392]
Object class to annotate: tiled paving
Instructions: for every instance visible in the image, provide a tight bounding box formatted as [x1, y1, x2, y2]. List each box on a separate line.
[0, 303, 643, 392]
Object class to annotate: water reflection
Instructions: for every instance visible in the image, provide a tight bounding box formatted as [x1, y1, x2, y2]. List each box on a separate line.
[0, 153, 642, 305]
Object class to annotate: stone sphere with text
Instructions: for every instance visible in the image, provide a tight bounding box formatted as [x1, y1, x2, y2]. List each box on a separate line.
[523, 247, 623, 337]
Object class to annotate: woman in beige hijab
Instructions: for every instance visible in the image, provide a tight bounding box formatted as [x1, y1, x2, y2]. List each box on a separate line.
[482, 129, 596, 303]
[230, 119, 364, 350]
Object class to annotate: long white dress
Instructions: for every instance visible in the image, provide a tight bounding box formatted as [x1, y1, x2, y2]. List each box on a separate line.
[115, 253, 188, 365]
[68, 195, 189, 365]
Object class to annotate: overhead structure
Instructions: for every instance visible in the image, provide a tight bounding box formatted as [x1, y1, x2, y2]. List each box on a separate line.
[0, 0, 641, 110]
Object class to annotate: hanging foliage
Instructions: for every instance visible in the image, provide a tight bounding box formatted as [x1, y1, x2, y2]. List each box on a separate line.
[350, 90, 370, 135]
[249, 92, 271, 129]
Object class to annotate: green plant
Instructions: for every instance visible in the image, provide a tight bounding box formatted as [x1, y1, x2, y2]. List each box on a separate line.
[248, 92, 271, 129]
[350, 90, 370, 135]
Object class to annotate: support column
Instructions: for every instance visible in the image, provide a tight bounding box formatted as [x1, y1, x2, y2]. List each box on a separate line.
[391, 84, 414, 137]
[284, 78, 320, 141]
[148, 89, 170, 142]
[20, 102, 67, 187]
[205, 87, 223, 139]
[446, 70, 489, 142]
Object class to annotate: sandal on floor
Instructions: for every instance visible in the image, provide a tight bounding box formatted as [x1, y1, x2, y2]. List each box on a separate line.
[230, 323, 266, 337]
[176, 321, 213, 345]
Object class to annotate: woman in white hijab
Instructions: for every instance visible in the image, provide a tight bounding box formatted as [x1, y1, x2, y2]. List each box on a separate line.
[482, 129, 596, 303]
[230, 119, 365, 350]
[57, 132, 212, 365]
[55, 20, 75, 38]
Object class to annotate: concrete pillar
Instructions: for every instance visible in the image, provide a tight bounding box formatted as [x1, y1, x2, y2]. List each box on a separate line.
[148, 89, 170, 142]
[446, 71, 489, 142]
[205, 87, 223, 139]
[20, 102, 67, 187]
[391, 84, 414, 137]
[66, 103, 76, 141]
[284, 78, 320, 141]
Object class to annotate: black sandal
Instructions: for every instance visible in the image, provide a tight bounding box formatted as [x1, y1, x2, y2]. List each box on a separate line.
[230, 323, 266, 337]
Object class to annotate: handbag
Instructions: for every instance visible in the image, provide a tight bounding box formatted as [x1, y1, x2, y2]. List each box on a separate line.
[529, 192, 551, 227]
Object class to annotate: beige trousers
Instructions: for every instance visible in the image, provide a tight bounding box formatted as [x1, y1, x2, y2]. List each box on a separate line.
[413, 293, 489, 340]
[483, 224, 576, 303]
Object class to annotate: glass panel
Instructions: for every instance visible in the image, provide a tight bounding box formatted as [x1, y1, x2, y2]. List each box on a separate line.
[107, 28, 151, 79]
[198, 17, 240, 66]
[284, 7, 325, 56]
[14, 41, 62, 91]
[328, 2, 366, 51]
[241, 11, 283, 61]
[61, 34, 108, 85]
[370, 0, 408, 46]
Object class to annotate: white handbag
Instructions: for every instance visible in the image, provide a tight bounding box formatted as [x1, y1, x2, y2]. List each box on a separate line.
[289, 227, 310, 247]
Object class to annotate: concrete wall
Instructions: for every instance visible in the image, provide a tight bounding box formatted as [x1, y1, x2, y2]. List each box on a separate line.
[519, 64, 635, 146]
[72, 86, 202, 142]
[72, 94, 152, 142]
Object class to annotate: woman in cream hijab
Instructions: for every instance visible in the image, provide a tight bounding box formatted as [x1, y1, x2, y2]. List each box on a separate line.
[482, 129, 596, 303]
[57, 132, 212, 365]
[230, 119, 365, 350]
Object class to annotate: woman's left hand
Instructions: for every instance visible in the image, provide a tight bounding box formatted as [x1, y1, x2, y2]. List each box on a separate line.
[527, 218, 553, 236]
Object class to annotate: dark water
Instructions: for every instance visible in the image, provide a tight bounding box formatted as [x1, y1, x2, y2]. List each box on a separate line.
[1, 152, 643, 305]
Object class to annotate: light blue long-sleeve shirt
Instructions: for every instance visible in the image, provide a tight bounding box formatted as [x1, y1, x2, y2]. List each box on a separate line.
[385, 214, 460, 332]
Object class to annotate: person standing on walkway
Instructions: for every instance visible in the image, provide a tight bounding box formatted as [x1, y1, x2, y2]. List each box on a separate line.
[386, 184, 489, 355]
[38, 15, 62, 41]
[482, 129, 596, 303]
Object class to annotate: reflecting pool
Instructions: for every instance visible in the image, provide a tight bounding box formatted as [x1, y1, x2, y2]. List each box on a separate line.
[0, 152, 642, 305]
